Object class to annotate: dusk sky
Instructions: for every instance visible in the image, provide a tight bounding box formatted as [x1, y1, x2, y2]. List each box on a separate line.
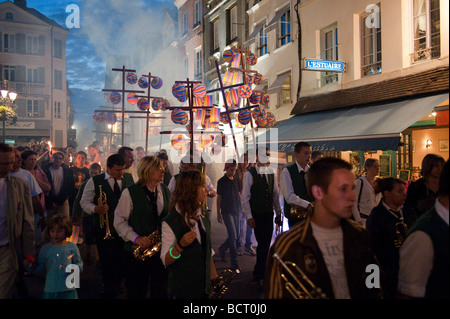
[26, 0, 176, 134]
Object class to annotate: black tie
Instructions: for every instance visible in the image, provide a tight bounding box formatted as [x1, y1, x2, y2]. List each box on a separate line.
[113, 179, 121, 197]
[300, 170, 306, 188]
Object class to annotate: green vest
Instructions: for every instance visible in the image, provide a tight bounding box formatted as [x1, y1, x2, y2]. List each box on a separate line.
[123, 183, 171, 253]
[283, 163, 312, 223]
[92, 173, 135, 236]
[249, 166, 274, 215]
[407, 207, 449, 299]
[163, 210, 212, 298]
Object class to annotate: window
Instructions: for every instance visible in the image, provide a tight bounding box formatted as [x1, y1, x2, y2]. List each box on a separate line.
[280, 74, 291, 106]
[27, 100, 39, 117]
[26, 35, 39, 55]
[5, 12, 14, 21]
[228, 5, 238, 42]
[54, 101, 62, 118]
[3, 33, 15, 53]
[361, 3, 382, 76]
[2, 65, 16, 82]
[321, 24, 340, 85]
[54, 70, 63, 90]
[195, 50, 202, 79]
[257, 24, 267, 57]
[213, 19, 220, 51]
[194, 1, 201, 27]
[412, 0, 440, 62]
[279, 10, 291, 46]
[182, 12, 188, 36]
[54, 39, 63, 59]
[27, 68, 38, 83]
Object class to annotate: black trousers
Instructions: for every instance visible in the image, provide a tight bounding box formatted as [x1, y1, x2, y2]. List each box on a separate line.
[123, 251, 168, 299]
[94, 226, 125, 298]
[252, 212, 274, 280]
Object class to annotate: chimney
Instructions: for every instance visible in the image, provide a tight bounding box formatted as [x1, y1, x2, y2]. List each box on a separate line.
[14, 0, 27, 8]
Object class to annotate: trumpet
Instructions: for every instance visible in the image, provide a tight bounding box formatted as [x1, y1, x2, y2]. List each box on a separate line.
[290, 203, 313, 220]
[132, 229, 162, 261]
[273, 252, 327, 299]
[98, 185, 113, 240]
[394, 217, 408, 248]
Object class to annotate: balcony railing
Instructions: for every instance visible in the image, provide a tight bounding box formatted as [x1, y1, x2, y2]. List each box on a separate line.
[7, 82, 49, 96]
[410, 45, 441, 64]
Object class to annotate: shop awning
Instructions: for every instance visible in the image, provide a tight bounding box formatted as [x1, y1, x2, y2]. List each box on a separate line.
[268, 72, 290, 94]
[265, 6, 290, 33]
[261, 93, 449, 152]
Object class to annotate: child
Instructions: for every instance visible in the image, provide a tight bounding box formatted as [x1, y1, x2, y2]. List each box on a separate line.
[28, 215, 83, 299]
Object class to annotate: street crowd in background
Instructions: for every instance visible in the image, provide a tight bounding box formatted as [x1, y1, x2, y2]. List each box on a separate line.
[0, 139, 448, 300]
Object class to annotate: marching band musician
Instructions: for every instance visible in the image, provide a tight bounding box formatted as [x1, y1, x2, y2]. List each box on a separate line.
[366, 177, 417, 299]
[161, 170, 218, 299]
[114, 156, 170, 299]
[280, 142, 314, 228]
[265, 157, 382, 299]
[80, 154, 135, 299]
[241, 147, 282, 288]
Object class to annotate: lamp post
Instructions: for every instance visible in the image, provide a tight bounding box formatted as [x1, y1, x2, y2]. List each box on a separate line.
[0, 81, 18, 144]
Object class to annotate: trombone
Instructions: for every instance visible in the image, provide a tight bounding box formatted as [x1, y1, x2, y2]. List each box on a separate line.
[98, 185, 113, 240]
[272, 252, 327, 299]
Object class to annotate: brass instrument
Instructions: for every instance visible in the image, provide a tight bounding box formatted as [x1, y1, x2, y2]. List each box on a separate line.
[273, 252, 327, 299]
[394, 217, 408, 248]
[132, 229, 162, 261]
[98, 185, 113, 240]
[200, 160, 209, 212]
[209, 269, 235, 299]
[290, 203, 313, 220]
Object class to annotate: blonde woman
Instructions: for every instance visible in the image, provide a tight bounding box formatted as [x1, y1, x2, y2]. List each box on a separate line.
[114, 156, 170, 299]
[161, 170, 218, 299]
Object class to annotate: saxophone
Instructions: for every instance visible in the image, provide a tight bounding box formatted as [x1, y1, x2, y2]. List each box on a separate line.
[209, 269, 235, 299]
[132, 229, 162, 261]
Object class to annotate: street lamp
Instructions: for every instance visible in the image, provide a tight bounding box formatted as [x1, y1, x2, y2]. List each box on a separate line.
[0, 81, 18, 144]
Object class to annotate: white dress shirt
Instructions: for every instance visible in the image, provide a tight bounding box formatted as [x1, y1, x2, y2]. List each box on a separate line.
[160, 207, 214, 267]
[398, 198, 449, 297]
[114, 184, 165, 243]
[280, 162, 311, 209]
[80, 172, 136, 214]
[241, 164, 281, 220]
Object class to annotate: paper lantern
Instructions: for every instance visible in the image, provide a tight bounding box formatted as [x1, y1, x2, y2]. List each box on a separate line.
[172, 83, 187, 100]
[210, 107, 220, 124]
[254, 73, 263, 85]
[106, 112, 117, 125]
[220, 113, 231, 124]
[137, 98, 150, 110]
[246, 53, 258, 66]
[171, 108, 188, 125]
[249, 91, 263, 104]
[109, 92, 121, 105]
[260, 93, 270, 107]
[127, 72, 137, 85]
[138, 77, 149, 89]
[151, 77, 163, 89]
[127, 93, 138, 105]
[194, 109, 206, 126]
[92, 112, 105, 123]
[171, 134, 188, 150]
[193, 83, 207, 98]
[223, 49, 234, 63]
[238, 85, 252, 99]
[238, 110, 251, 125]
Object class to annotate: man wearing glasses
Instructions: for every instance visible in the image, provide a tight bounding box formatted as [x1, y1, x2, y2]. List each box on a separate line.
[43, 151, 74, 219]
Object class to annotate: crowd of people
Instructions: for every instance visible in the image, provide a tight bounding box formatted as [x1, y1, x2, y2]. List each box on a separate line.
[0, 140, 448, 300]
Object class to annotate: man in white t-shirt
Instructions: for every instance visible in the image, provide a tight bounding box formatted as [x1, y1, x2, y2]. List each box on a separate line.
[265, 157, 382, 299]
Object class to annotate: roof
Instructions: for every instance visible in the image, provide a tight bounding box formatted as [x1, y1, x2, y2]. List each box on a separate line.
[291, 65, 449, 115]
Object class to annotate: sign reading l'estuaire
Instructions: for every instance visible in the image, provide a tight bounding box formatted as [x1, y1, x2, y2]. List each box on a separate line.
[303, 58, 346, 72]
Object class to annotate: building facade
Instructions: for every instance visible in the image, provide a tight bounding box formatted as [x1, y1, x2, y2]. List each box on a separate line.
[269, 0, 448, 175]
[0, 0, 71, 148]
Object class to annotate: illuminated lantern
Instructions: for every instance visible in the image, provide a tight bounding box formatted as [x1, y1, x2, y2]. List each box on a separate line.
[109, 92, 121, 105]
[209, 107, 220, 124]
[106, 112, 117, 125]
[127, 93, 138, 105]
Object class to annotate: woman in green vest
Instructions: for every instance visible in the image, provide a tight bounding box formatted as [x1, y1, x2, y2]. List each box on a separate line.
[161, 170, 218, 299]
[114, 156, 170, 299]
